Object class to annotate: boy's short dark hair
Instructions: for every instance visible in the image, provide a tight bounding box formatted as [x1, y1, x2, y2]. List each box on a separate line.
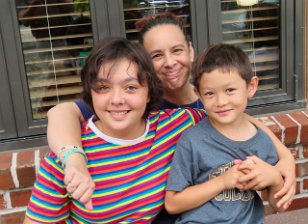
[192, 44, 253, 91]
[81, 37, 163, 118]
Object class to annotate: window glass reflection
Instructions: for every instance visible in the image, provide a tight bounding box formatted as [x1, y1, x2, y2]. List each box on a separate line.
[221, 0, 281, 91]
[16, 0, 93, 119]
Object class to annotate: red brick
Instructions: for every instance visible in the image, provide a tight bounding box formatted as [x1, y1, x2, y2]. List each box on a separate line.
[259, 116, 282, 140]
[17, 166, 36, 188]
[17, 150, 34, 167]
[295, 163, 300, 177]
[0, 170, 15, 190]
[0, 193, 6, 209]
[0, 152, 12, 170]
[0, 211, 25, 224]
[16, 150, 36, 188]
[289, 111, 308, 143]
[304, 179, 308, 191]
[273, 114, 299, 145]
[289, 146, 299, 159]
[288, 197, 308, 211]
[10, 189, 32, 207]
[303, 144, 308, 158]
[297, 161, 308, 177]
[296, 181, 301, 194]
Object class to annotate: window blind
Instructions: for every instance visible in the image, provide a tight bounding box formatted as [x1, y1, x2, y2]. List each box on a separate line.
[221, 0, 281, 91]
[16, 0, 93, 119]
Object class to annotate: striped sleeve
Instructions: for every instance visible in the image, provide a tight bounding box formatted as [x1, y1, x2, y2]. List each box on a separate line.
[160, 108, 207, 133]
[25, 151, 70, 223]
[183, 108, 207, 126]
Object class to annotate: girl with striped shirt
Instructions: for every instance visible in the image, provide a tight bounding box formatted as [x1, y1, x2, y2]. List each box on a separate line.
[24, 37, 207, 223]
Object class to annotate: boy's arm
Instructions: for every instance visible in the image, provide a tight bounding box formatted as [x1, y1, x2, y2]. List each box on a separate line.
[245, 114, 295, 209]
[165, 165, 244, 214]
[47, 102, 95, 209]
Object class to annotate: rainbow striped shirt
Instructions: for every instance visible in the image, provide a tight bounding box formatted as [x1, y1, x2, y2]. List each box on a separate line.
[26, 108, 207, 223]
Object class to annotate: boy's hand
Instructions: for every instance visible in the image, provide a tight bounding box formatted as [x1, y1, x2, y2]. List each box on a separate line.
[237, 156, 281, 191]
[234, 158, 254, 174]
[221, 164, 246, 190]
[64, 153, 95, 210]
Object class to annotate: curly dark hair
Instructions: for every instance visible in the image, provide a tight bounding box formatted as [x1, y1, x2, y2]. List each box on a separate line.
[136, 12, 189, 44]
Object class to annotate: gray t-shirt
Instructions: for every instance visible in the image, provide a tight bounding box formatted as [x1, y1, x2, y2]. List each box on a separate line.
[166, 119, 278, 224]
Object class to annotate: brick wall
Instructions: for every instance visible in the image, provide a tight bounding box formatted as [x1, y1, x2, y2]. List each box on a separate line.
[0, 110, 308, 224]
[258, 110, 308, 214]
[0, 147, 49, 223]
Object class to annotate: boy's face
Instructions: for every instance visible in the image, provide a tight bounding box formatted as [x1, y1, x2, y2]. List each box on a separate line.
[91, 58, 150, 139]
[196, 69, 258, 128]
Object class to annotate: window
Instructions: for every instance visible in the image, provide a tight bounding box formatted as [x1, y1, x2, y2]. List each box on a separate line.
[0, 0, 305, 146]
[221, 0, 281, 91]
[207, 0, 305, 114]
[121, 0, 305, 115]
[17, 0, 93, 120]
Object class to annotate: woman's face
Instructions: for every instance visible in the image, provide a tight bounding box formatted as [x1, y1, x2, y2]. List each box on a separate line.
[142, 24, 194, 92]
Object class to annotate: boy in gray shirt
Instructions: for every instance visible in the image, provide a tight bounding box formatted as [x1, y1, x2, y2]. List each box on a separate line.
[165, 44, 287, 224]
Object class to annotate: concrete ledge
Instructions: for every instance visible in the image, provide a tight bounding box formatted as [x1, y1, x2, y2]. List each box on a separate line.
[265, 207, 308, 224]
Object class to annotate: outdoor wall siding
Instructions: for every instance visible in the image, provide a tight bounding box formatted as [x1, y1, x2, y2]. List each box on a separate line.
[0, 109, 308, 224]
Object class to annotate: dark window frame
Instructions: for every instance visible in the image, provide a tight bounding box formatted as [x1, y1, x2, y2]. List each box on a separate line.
[0, 28, 17, 140]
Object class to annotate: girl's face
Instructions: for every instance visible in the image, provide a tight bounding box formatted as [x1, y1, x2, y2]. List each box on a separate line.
[142, 24, 194, 91]
[91, 58, 149, 139]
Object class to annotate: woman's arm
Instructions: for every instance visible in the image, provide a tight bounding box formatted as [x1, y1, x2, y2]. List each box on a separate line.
[267, 170, 286, 213]
[47, 102, 95, 209]
[47, 102, 84, 152]
[245, 114, 295, 209]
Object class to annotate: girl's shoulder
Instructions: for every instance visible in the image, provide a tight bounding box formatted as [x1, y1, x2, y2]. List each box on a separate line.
[148, 108, 207, 125]
[150, 107, 206, 116]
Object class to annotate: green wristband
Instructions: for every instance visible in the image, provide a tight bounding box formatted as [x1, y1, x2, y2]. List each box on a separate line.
[61, 147, 87, 168]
